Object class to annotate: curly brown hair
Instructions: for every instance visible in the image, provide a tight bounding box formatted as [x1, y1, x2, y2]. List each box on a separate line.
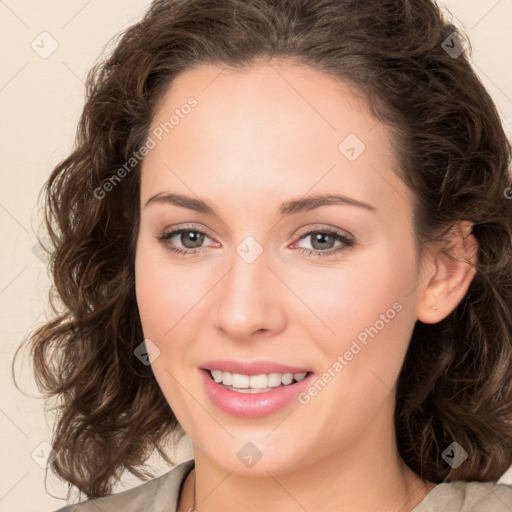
[12, 0, 512, 502]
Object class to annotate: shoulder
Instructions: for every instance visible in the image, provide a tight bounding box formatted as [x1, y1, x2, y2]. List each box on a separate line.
[413, 480, 512, 512]
[51, 459, 195, 512]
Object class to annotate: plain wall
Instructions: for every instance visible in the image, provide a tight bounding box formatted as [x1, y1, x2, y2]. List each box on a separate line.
[1, 1, 511, 510]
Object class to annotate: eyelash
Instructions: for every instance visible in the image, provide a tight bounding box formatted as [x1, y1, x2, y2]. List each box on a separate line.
[157, 224, 355, 258]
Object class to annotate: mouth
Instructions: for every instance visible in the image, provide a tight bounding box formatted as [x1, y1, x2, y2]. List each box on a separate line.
[199, 366, 316, 417]
[202, 367, 314, 393]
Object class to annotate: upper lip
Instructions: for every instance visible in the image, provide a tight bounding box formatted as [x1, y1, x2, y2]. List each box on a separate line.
[201, 359, 313, 376]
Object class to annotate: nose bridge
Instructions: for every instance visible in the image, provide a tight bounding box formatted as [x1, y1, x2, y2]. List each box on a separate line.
[213, 239, 285, 338]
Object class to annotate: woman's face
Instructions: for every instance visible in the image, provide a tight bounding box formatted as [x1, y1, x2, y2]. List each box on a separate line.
[135, 60, 426, 475]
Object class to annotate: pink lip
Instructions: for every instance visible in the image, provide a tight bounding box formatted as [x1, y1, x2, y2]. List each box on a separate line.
[200, 368, 316, 418]
[201, 359, 312, 375]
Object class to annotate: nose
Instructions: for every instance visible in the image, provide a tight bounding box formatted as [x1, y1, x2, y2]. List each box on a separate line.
[213, 246, 287, 340]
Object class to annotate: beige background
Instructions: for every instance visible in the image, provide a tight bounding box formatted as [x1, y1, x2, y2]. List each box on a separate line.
[1, 1, 511, 510]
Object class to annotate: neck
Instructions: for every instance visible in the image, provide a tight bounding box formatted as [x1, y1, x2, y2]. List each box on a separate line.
[178, 398, 436, 512]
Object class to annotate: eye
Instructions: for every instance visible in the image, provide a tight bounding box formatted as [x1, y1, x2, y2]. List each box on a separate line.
[156, 224, 355, 258]
[157, 225, 215, 256]
[292, 228, 355, 258]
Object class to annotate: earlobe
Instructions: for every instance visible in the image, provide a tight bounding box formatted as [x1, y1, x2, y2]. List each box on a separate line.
[416, 221, 479, 324]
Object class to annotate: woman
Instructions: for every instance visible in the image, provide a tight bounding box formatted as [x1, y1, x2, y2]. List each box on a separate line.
[15, 0, 512, 510]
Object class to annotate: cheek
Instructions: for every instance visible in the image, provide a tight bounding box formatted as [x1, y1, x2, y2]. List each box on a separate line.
[135, 241, 178, 339]
[295, 242, 416, 344]
[134, 244, 196, 403]
[134, 240, 212, 341]
[135, 247, 166, 337]
[300, 241, 418, 396]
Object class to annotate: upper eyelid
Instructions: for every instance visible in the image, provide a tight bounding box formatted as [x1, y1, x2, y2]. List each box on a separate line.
[295, 224, 352, 238]
[161, 223, 215, 237]
[160, 223, 350, 235]
[160, 224, 353, 246]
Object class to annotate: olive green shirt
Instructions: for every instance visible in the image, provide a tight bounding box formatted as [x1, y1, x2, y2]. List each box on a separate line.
[53, 459, 512, 511]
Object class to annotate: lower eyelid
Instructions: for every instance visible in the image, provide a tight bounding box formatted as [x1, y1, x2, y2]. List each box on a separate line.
[158, 228, 353, 254]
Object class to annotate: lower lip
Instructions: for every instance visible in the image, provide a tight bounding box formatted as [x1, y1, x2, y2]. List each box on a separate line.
[200, 369, 315, 418]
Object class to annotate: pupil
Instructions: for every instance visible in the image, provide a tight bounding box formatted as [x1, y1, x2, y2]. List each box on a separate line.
[182, 231, 204, 249]
[312, 232, 333, 250]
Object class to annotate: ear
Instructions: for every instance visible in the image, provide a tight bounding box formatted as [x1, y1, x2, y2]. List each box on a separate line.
[416, 220, 479, 324]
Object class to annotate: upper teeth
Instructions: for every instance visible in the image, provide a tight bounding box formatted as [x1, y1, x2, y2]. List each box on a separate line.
[209, 370, 308, 388]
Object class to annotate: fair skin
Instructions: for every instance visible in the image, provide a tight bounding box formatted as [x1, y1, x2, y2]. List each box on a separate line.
[134, 58, 478, 512]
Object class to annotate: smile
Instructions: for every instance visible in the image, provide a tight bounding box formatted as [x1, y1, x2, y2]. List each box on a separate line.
[200, 368, 316, 417]
[207, 369, 310, 392]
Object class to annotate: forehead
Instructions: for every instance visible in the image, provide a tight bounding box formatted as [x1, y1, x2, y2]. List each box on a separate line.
[142, 60, 413, 219]
[150, 60, 379, 140]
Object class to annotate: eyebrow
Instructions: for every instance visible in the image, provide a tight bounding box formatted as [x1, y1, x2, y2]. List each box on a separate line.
[143, 192, 377, 215]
